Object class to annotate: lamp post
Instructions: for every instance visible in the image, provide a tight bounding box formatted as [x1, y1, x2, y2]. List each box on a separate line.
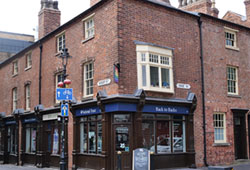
[58, 48, 71, 170]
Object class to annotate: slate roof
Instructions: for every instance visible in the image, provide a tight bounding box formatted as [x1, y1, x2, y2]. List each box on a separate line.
[0, 37, 33, 53]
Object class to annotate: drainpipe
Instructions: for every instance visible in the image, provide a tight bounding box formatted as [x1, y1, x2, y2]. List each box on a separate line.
[39, 42, 43, 104]
[198, 16, 208, 167]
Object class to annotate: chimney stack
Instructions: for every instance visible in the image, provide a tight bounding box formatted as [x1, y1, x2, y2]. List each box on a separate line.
[38, 0, 61, 39]
[179, 0, 219, 17]
[245, 0, 250, 20]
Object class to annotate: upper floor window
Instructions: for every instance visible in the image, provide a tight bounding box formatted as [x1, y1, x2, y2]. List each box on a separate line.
[12, 88, 17, 111]
[25, 84, 31, 111]
[213, 113, 226, 143]
[83, 14, 95, 40]
[136, 43, 174, 93]
[57, 33, 65, 53]
[227, 66, 238, 95]
[25, 52, 32, 69]
[13, 60, 18, 75]
[83, 62, 94, 97]
[224, 27, 239, 50]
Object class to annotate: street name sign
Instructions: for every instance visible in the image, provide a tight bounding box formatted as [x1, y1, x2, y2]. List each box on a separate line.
[61, 103, 69, 117]
[56, 88, 73, 100]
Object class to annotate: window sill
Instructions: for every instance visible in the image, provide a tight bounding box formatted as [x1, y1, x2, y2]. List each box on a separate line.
[225, 45, 239, 51]
[143, 87, 174, 94]
[24, 152, 36, 155]
[213, 143, 230, 147]
[227, 94, 241, 98]
[82, 36, 94, 44]
[78, 153, 106, 157]
[25, 66, 32, 71]
[12, 73, 18, 77]
[81, 96, 93, 102]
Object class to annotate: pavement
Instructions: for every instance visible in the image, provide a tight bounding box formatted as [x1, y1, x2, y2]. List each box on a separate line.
[0, 161, 249, 170]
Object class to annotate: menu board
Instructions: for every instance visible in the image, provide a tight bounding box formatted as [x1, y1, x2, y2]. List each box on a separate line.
[133, 148, 150, 170]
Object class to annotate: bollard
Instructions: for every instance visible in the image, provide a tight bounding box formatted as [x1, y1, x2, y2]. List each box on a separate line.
[117, 151, 122, 170]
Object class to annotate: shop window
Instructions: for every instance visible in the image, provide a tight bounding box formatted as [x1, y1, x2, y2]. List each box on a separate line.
[80, 115, 102, 154]
[12, 88, 17, 111]
[7, 126, 17, 154]
[52, 128, 59, 154]
[0, 128, 4, 152]
[213, 113, 226, 143]
[136, 44, 174, 93]
[46, 122, 60, 155]
[142, 114, 186, 154]
[83, 62, 94, 97]
[25, 125, 36, 153]
[227, 66, 238, 95]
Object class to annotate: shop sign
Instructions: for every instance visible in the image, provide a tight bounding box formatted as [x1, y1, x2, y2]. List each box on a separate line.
[42, 113, 59, 121]
[133, 148, 150, 170]
[176, 83, 191, 89]
[5, 120, 16, 125]
[23, 118, 37, 124]
[76, 106, 101, 116]
[142, 105, 189, 114]
[97, 79, 111, 87]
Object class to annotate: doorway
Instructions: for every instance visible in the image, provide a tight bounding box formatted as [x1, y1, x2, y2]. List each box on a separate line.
[112, 114, 132, 170]
[234, 113, 247, 159]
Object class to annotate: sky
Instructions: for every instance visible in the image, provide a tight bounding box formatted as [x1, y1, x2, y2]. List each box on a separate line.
[0, 0, 246, 37]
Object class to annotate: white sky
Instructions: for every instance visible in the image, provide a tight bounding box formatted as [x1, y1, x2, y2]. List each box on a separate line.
[0, 0, 246, 36]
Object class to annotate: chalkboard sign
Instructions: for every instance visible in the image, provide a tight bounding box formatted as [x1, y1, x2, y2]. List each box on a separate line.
[133, 148, 150, 170]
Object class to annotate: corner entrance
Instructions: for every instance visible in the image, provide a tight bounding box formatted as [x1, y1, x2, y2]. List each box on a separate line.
[234, 112, 247, 159]
[112, 114, 132, 170]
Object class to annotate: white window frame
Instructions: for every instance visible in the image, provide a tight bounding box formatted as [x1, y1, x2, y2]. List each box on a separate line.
[227, 66, 238, 95]
[83, 62, 94, 97]
[83, 13, 95, 40]
[213, 113, 226, 143]
[13, 61, 18, 75]
[25, 84, 31, 111]
[12, 88, 17, 111]
[25, 52, 32, 69]
[136, 44, 174, 93]
[224, 27, 239, 51]
[56, 32, 66, 53]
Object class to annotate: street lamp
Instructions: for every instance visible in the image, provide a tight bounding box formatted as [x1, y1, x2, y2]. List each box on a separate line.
[58, 48, 72, 170]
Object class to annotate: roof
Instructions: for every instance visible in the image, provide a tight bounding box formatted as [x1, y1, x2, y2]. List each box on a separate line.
[0, 37, 34, 53]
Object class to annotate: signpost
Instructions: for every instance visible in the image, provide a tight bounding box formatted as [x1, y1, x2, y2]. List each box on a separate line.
[61, 103, 69, 117]
[56, 88, 73, 101]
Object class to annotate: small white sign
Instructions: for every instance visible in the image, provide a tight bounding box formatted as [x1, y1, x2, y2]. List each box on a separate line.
[43, 113, 59, 121]
[176, 83, 191, 89]
[97, 79, 111, 87]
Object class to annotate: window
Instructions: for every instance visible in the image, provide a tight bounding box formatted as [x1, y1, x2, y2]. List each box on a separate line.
[224, 27, 239, 50]
[80, 115, 102, 154]
[13, 61, 18, 75]
[12, 88, 17, 111]
[84, 16, 95, 39]
[57, 33, 65, 52]
[25, 125, 36, 153]
[136, 44, 174, 93]
[213, 113, 226, 143]
[142, 114, 186, 154]
[83, 62, 94, 97]
[25, 85, 31, 111]
[227, 66, 238, 95]
[7, 126, 17, 154]
[25, 53, 32, 69]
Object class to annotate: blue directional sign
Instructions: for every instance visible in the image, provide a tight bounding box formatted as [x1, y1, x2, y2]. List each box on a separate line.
[56, 88, 73, 101]
[61, 103, 69, 117]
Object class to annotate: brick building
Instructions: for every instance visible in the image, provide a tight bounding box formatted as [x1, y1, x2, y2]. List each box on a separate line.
[0, 0, 250, 169]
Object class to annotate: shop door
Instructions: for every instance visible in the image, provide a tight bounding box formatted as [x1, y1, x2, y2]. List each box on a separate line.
[113, 124, 132, 170]
[234, 114, 247, 159]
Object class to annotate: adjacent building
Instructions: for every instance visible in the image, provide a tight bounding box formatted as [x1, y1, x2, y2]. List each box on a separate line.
[0, 0, 250, 169]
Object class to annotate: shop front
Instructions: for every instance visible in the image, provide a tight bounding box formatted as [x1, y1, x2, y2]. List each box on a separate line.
[72, 91, 196, 170]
